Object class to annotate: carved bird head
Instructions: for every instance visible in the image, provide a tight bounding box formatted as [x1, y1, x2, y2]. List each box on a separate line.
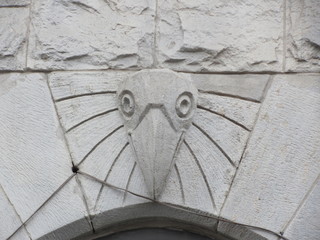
[117, 69, 198, 199]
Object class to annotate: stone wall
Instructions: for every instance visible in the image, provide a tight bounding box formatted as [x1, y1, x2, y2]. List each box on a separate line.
[0, 1, 319, 240]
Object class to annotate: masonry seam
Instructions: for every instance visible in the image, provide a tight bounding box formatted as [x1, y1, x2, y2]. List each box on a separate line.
[218, 74, 274, 217]
[0, 184, 32, 239]
[282, 173, 320, 235]
[45, 73, 76, 167]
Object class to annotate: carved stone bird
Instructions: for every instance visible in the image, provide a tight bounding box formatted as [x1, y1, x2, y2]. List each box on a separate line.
[117, 70, 198, 199]
[50, 69, 261, 213]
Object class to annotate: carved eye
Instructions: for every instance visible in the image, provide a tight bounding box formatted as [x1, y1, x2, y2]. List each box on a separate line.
[119, 91, 135, 117]
[176, 92, 193, 118]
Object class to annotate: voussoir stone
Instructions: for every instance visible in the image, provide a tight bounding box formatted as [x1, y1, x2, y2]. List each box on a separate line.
[0, 73, 78, 231]
[220, 74, 320, 237]
[286, 0, 320, 72]
[28, 0, 156, 70]
[157, 0, 284, 72]
[0, 7, 29, 70]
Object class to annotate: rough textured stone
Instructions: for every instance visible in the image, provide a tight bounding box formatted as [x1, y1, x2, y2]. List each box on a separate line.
[220, 74, 320, 235]
[26, 177, 91, 240]
[0, 8, 29, 70]
[286, 0, 320, 72]
[0, 73, 73, 223]
[0, 0, 30, 7]
[28, 0, 156, 70]
[284, 176, 320, 240]
[157, 0, 283, 72]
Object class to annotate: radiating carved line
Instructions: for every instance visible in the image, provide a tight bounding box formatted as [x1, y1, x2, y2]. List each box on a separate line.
[66, 108, 118, 133]
[184, 140, 217, 212]
[94, 142, 129, 210]
[192, 123, 236, 168]
[197, 105, 250, 132]
[122, 162, 137, 204]
[174, 164, 185, 204]
[55, 91, 117, 102]
[77, 125, 124, 166]
[198, 90, 260, 103]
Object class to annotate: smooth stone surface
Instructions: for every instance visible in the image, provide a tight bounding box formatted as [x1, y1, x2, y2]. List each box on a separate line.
[28, 0, 156, 70]
[26, 177, 92, 240]
[190, 74, 270, 103]
[220, 74, 320, 234]
[157, 0, 283, 72]
[286, 0, 320, 72]
[0, 8, 29, 70]
[0, 73, 73, 222]
[0, 0, 30, 6]
[284, 176, 320, 240]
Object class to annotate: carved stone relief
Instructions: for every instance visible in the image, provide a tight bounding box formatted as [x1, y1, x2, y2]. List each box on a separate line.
[117, 70, 198, 199]
[48, 70, 267, 214]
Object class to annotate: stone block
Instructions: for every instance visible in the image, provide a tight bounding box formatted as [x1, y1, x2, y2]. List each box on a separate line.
[48, 70, 266, 221]
[286, 0, 320, 72]
[0, 73, 73, 224]
[157, 0, 284, 72]
[220, 74, 320, 234]
[0, 8, 29, 70]
[28, 0, 156, 70]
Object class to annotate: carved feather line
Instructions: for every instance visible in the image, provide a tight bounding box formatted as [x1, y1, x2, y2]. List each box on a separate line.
[94, 142, 129, 210]
[184, 140, 217, 212]
[122, 162, 137, 205]
[77, 125, 124, 166]
[197, 105, 250, 131]
[192, 122, 236, 168]
[55, 91, 117, 102]
[66, 108, 118, 133]
[198, 90, 260, 103]
[174, 164, 185, 204]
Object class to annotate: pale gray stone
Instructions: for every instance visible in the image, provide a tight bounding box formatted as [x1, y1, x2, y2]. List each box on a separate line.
[0, 0, 29, 6]
[28, 0, 156, 70]
[284, 176, 320, 240]
[118, 70, 198, 199]
[9, 228, 31, 240]
[220, 74, 320, 234]
[0, 73, 73, 223]
[26, 177, 92, 240]
[190, 74, 270, 103]
[157, 0, 283, 72]
[286, 0, 320, 72]
[0, 8, 29, 70]
[48, 70, 264, 221]
[0, 185, 30, 240]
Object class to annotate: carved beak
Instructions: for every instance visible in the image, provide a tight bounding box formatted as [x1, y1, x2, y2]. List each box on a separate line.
[128, 106, 183, 200]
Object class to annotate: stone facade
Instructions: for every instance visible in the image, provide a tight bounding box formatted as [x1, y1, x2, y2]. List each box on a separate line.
[0, 1, 319, 240]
